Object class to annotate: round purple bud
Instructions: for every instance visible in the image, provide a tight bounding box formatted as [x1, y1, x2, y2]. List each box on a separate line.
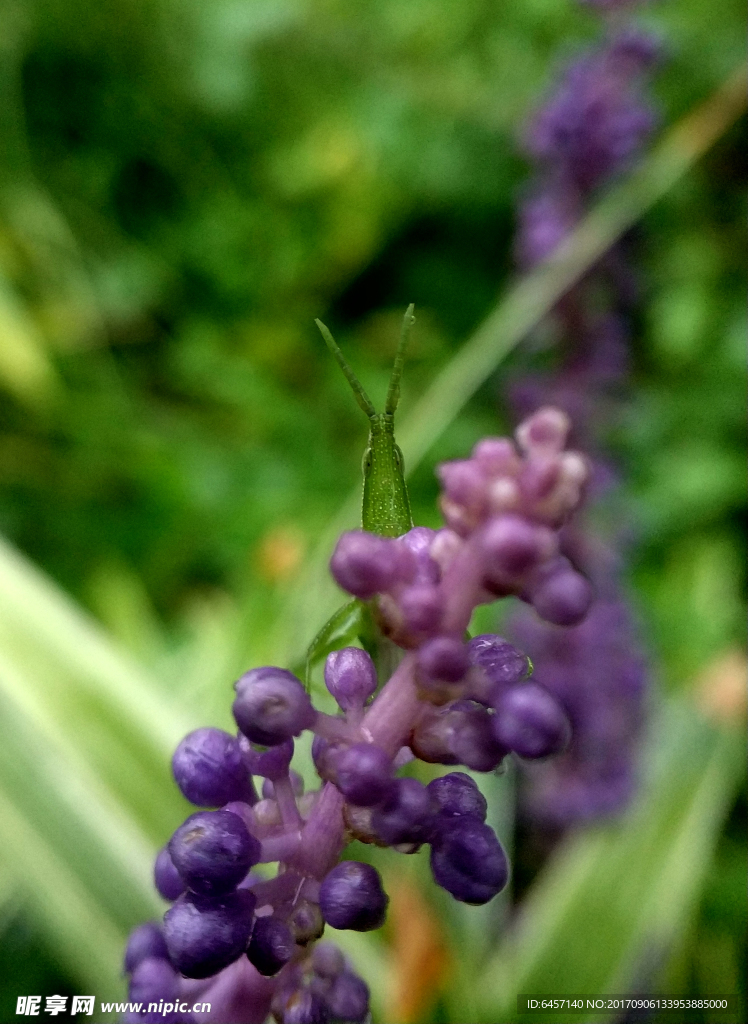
[124, 922, 169, 974]
[128, 956, 177, 1004]
[397, 527, 440, 584]
[430, 818, 508, 905]
[172, 727, 254, 807]
[288, 900, 325, 945]
[324, 647, 378, 711]
[531, 568, 592, 626]
[399, 584, 444, 634]
[468, 634, 531, 696]
[482, 515, 551, 577]
[311, 942, 346, 979]
[427, 772, 487, 822]
[246, 915, 294, 976]
[418, 636, 470, 684]
[233, 667, 315, 746]
[163, 888, 256, 979]
[371, 777, 436, 846]
[326, 971, 370, 1023]
[330, 530, 415, 600]
[448, 701, 508, 773]
[154, 846, 186, 902]
[280, 988, 328, 1024]
[493, 683, 571, 758]
[334, 743, 393, 807]
[319, 861, 388, 932]
[168, 810, 260, 897]
[240, 736, 294, 781]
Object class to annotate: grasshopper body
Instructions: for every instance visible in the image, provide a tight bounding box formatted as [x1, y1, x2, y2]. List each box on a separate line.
[304, 306, 415, 684]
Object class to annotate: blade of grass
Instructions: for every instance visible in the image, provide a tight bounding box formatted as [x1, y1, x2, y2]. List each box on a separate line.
[274, 63, 747, 663]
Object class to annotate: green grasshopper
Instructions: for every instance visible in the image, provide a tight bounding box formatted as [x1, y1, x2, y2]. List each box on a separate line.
[303, 305, 416, 686]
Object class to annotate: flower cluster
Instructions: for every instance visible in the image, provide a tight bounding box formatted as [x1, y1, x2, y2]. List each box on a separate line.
[122, 409, 592, 1024]
[505, 3, 657, 831]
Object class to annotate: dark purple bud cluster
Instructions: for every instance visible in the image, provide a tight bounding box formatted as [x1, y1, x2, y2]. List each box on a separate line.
[126, 413, 592, 1022]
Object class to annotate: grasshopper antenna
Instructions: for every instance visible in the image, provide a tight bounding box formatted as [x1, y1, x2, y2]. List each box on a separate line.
[385, 303, 415, 415]
[315, 319, 376, 420]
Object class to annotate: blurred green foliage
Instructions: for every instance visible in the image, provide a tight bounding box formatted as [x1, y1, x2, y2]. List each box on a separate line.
[0, 0, 745, 1020]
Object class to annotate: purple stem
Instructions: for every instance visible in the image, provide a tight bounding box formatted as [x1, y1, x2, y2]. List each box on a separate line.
[273, 773, 303, 829]
[291, 782, 346, 879]
[312, 711, 360, 743]
[259, 829, 303, 864]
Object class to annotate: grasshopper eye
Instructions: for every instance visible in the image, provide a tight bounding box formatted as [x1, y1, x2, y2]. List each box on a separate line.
[361, 448, 372, 475]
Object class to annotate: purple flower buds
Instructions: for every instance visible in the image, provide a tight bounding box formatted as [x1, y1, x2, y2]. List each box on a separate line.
[163, 888, 256, 979]
[172, 727, 255, 807]
[417, 636, 471, 685]
[468, 634, 531, 697]
[334, 743, 393, 806]
[324, 647, 378, 711]
[330, 530, 415, 599]
[154, 845, 186, 902]
[430, 818, 508, 905]
[233, 667, 315, 746]
[246, 915, 295, 976]
[319, 861, 388, 931]
[493, 683, 571, 759]
[427, 771, 487, 822]
[528, 560, 593, 626]
[168, 810, 260, 897]
[371, 777, 436, 846]
[128, 956, 178, 1004]
[326, 971, 370, 1023]
[124, 922, 169, 974]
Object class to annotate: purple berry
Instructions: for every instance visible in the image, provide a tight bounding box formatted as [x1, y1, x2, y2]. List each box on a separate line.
[124, 922, 169, 974]
[493, 683, 571, 758]
[468, 634, 531, 695]
[427, 772, 487, 822]
[334, 743, 393, 807]
[330, 530, 415, 599]
[430, 818, 508, 904]
[233, 667, 315, 746]
[128, 956, 178, 1004]
[154, 846, 186, 902]
[326, 971, 370, 1023]
[246, 915, 294, 976]
[319, 861, 388, 931]
[324, 647, 378, 711]
[371, 777, 437, 846]
[168, 810, 260, 897]
[163, 888, 256, 979]
[172, 727, 254, 807]
[417, 636, 470, 684]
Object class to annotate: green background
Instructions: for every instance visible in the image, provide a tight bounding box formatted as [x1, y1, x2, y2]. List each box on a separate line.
[0, 0, 744, 1020]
